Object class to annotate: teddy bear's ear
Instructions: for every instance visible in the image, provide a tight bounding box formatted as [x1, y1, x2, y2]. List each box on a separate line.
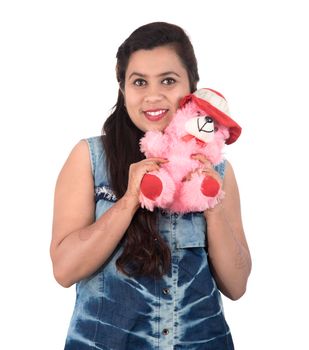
[184, 116, 215, 143]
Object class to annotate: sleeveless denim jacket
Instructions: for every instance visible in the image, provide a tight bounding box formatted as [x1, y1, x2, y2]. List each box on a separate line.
[64, 136, 234, 350]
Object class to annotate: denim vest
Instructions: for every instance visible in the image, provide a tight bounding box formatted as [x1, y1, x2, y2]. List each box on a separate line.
[64, 136, 234, 350]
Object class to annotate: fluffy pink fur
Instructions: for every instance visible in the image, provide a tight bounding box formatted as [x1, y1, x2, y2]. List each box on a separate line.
[139, 101, 229, 213]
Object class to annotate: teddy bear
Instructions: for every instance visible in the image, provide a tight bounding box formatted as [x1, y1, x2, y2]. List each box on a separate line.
[139, 88, 241, 213]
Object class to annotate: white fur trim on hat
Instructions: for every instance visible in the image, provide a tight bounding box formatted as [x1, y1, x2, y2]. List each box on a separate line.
[193, 89, 230, 116]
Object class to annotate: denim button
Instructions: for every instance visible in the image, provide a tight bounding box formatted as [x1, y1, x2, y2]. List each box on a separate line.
[162, 328, 169, 335]
[162, 288, 170, 295]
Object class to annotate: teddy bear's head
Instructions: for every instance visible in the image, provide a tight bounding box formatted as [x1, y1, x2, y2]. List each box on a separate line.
[166, 88, 241, 143]
[163, 88, 242, 164]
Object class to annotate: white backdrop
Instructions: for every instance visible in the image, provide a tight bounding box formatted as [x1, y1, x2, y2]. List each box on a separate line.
[1, 0, 308, 349]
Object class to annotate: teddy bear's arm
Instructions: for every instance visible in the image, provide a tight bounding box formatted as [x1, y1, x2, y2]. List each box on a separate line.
[140, 131, 169, 158]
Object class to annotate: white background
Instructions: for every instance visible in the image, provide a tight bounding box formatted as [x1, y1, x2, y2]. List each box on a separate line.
[1, 0, 308, 349]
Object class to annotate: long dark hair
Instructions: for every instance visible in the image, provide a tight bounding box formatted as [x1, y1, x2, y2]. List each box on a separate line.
[102, 22, 199, 278]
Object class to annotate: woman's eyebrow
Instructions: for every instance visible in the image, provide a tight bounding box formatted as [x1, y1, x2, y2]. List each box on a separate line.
[128, 71, 180, 79]
[128, 72, 146, 79]
[157, 71, 180, 77]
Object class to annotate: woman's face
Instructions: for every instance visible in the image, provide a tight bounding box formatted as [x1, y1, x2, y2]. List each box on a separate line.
[124, 46, 191, 132]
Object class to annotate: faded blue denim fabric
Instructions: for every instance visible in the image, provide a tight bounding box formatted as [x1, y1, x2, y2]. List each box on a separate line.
[64, 136, 234, 350]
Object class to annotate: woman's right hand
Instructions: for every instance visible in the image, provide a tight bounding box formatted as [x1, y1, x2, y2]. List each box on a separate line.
[124, 157, 168, 205]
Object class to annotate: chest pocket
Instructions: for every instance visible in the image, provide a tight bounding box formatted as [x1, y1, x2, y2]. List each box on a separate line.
[175, 212, 206, 248]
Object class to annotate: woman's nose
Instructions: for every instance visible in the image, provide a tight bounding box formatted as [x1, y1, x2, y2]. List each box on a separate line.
[144, 85, 164, 103]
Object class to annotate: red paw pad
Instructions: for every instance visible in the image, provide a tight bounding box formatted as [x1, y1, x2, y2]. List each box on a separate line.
[201, 176, 220, 197]
[140, 174, 163, 200]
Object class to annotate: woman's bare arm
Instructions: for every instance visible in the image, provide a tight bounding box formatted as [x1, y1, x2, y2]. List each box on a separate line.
[50, 140, 166, 287]
[205, 161, 252, 300]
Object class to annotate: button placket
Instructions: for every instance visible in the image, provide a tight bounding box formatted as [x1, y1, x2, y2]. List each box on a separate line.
[159, 275, 174, 347]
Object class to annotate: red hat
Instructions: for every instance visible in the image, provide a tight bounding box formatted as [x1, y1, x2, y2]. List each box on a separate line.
[179, 88, 241, 144]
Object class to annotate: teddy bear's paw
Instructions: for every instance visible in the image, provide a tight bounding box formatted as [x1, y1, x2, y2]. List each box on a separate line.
[140, 174, 163, 200]
[139, 195, 156, 212]
[139, 169, 176, 211]
[201, 176, 220, 197]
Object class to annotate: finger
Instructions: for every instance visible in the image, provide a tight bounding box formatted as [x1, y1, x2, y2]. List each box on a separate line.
[201, 166, 214, 173]
[146, 157, 169, 165]
[144, 163, 161, 174]
[143, 161, 162, 169]
[142, 158, 168, 173]
[191, 154, 211, 166]
[201, 167, 216, 176]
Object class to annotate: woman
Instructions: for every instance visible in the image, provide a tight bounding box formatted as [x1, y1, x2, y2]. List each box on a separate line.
[50, 22, 251, 349]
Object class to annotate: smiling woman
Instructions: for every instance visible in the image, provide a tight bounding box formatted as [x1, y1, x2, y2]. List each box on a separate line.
[123, 46, 191, 132]
[50, 21, 251, 350]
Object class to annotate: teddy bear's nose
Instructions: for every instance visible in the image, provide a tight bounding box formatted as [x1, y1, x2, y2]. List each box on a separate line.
[184, 117, 215, 143]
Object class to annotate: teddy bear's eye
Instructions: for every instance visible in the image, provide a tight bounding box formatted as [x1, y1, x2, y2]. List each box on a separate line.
[196, 111, 202, 116]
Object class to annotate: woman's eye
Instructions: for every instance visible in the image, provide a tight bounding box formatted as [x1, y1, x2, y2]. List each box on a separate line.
[162, 77, 176, 85]
[133, 79, 147, 87]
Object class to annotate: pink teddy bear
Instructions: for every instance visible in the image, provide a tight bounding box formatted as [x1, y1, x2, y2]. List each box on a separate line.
[139, 88, 241, 213]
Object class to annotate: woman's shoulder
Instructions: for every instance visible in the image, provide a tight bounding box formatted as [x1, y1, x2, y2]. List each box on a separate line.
[84, 135, 103, 146]
[55, 139, 93, 194]
[83, 135, 104, 154]
[59, 136, 104, 180]
[81, 136, 105, 174]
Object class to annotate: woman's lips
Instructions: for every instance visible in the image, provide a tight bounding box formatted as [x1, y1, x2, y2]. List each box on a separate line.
[144, 109, 168, 121]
